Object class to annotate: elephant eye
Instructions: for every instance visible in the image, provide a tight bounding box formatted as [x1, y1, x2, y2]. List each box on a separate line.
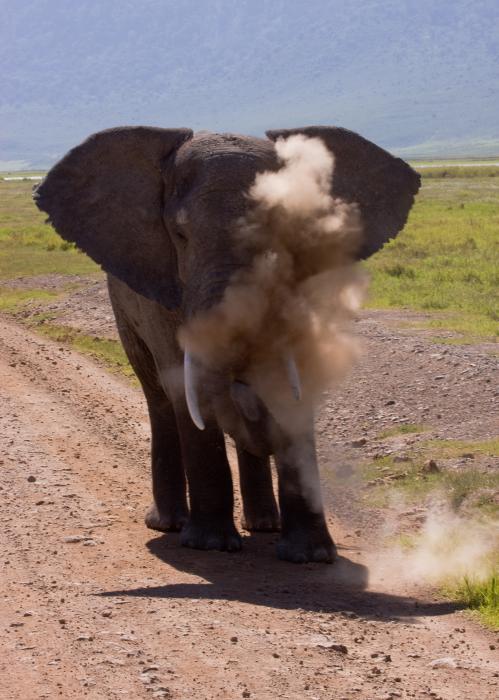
[175, 229, 187, 242]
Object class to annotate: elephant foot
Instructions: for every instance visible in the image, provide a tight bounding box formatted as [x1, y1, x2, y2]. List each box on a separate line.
[145, 503, 188, 532]
[241, 509, 281, 532]
[180, 518, 242, 552]
[276, 526, 337, 564]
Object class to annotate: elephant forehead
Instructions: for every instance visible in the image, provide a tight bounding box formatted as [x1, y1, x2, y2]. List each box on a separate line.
[178, 132, 276, 166]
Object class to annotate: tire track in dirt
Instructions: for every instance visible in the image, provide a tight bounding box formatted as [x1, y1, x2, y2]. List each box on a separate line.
[1, 317, 498, 700]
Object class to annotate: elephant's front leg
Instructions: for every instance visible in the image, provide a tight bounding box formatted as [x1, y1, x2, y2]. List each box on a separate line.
[275, 435, 336, 563]
[144, 400, 189, 532]
[176, 411, 241, 552]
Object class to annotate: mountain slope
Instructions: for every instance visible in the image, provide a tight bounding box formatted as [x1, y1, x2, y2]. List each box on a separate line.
[1, 0, 498, 166]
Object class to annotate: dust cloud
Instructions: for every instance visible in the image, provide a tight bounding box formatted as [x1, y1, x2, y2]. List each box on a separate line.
[403, 505, 498, 584]
[179, 135, 368, 432]
[368, 497, 499, 589]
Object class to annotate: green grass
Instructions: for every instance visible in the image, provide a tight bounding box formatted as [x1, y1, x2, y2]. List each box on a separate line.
[422, 437, 499, 460]
[30, 318, 136, 381]
[0, 171, 45, 179]
[377, 423, 427, 439]
[448, 574, 499, 629]
[0, 287, 62, 312]
[0, 180, 100, 279]
[418, 166, 499, 179]
[366, 174, 499, 342]
[364, 437, 499, 515]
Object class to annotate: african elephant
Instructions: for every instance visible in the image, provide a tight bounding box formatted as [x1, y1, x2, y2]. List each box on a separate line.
[34, 125, 419, 563]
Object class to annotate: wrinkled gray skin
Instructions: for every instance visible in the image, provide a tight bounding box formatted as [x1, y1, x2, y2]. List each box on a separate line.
[34, 125, 420, 563]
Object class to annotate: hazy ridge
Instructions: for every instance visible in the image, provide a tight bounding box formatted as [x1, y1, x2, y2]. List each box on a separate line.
[1, 0, 498, 167]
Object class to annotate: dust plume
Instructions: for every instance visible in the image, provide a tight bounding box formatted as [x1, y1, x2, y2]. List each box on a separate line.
[368, 497, 499, 589]
[403, 506, 498, 584]
[179, 135, 368, 431]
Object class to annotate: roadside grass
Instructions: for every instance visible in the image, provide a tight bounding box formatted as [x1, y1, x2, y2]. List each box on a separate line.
[29, 316, 136, 382]
[363, 437, 499, 515]
[0, 287, 62, 312]
[422, 437, 499, 460]
[377, 423, 427, 439]
[446, 573, 499, 629]
[366, 172, 499, 343]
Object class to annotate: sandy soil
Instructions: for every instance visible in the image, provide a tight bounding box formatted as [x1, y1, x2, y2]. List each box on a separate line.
[1, 288, 498, 699]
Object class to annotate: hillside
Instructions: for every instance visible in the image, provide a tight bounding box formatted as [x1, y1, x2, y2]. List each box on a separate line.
[1, 0, 498, 167]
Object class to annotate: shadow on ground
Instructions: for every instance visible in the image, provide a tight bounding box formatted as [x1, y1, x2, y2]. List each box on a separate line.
[98, 533, 461, 621]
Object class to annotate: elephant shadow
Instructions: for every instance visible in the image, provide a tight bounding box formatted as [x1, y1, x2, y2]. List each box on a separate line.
[99, 532, 461, 621]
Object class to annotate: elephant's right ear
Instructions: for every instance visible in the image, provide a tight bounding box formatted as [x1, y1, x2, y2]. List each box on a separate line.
[34, 126, 193, 309]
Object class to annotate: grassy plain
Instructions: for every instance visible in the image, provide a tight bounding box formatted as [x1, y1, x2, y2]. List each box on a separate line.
[365, 166, 499, 342]
[0, 179, 132, 375]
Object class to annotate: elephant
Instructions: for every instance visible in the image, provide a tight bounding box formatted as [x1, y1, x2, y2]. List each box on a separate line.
[34, 125, 420, 563]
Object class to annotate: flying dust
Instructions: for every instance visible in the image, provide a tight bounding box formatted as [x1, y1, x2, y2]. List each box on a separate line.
[367, 494, 499, 590]
[179, 135, 368, 431]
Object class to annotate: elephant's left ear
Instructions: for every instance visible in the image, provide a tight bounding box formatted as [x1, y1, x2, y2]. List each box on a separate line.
[34, 126, 193, 309]
[266, 126, 420, 259]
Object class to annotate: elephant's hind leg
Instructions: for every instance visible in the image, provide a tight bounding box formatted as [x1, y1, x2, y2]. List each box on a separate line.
[236, 446, 280, 532]
[113, 318, 188, 532]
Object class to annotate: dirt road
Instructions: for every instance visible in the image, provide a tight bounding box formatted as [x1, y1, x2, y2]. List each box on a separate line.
[1, 315, 498, 699]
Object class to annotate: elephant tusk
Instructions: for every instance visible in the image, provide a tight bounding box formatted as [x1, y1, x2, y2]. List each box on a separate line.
[285, 353, 302, 402]
[184, 352, 205, 430]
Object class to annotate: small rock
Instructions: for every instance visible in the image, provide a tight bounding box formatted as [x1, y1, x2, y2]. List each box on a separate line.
[422, 459, 440, 474]
[351, 438, 367, 448]
[429, 656, 457, 669]
[230, 636, 238, 643]
[318, 642, 348, 654]
[27, 475, 36, 483]
[63, 536, 86, 543]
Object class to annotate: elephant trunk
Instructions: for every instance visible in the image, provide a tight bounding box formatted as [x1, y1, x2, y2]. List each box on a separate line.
[181, 256, 303, 431]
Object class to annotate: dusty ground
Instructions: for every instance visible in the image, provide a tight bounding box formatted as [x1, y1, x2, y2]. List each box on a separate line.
[1, 278, 498, 699]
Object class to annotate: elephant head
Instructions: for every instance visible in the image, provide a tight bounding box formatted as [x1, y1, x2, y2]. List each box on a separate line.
[34, 125, 420, 446]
